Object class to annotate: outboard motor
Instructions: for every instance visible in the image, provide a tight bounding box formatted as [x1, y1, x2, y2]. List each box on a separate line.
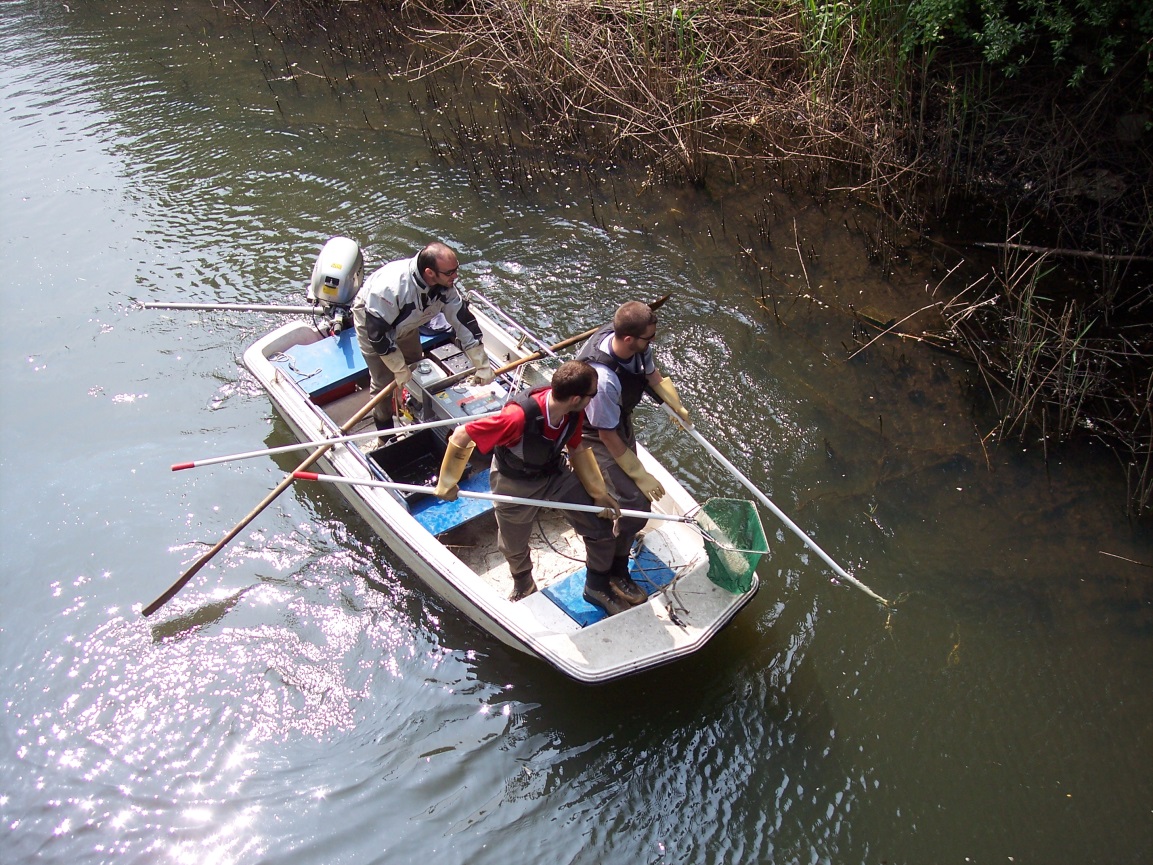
[308, 236, 364, 334]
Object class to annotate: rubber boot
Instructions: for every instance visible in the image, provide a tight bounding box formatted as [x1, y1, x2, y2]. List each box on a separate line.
[608, 555, 646, 606]
[367, 408, 394, 452]
[582, 570, 631, 616]
[509, 570, 537, 602]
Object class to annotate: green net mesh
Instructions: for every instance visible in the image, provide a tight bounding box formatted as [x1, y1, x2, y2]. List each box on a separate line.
[697, 498, 769, 593]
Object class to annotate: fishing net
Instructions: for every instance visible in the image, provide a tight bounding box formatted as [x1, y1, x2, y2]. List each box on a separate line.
[697, 498, 769, 594]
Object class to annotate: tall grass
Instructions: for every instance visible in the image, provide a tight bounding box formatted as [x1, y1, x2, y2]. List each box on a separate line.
[942, 242, 1152, 514]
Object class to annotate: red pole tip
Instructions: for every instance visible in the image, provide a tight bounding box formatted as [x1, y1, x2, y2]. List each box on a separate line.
[293, 471, 319, 481]
[171, 462, 195, 471]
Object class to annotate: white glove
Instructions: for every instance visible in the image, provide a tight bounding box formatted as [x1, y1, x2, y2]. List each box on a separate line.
[381, 350, 412, 388]
[465, 344, 494, 385]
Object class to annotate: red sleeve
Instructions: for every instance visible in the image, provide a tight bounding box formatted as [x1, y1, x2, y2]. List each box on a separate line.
[565, 413, 585, 450]
[465, 403, 525, 453]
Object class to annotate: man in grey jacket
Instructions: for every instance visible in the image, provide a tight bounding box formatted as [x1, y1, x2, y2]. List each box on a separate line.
[352, 241, 493, 432]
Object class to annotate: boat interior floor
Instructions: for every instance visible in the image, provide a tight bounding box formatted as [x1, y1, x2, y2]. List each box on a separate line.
[320, 388, 383, 440]
[438, 509, 591, 600]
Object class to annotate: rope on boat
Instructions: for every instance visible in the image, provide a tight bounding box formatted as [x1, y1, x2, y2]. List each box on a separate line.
[271, 352, 321, 381]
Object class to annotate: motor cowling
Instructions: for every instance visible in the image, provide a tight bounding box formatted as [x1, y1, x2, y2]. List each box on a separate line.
[308, 236, 363, 309]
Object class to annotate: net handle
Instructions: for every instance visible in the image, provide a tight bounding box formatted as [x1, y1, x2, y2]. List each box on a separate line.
[667, 408, 891, 607]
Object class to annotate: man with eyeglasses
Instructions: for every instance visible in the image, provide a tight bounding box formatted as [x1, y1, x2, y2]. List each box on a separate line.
[352, 241, 493, 435]
[434, 360, 621, 604]
[576, 300, 692, 614]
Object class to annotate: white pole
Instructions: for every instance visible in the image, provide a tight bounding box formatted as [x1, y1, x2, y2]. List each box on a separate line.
[293, 471, 691, 523]
[171, 412, 502, 471]
[664, 407, 890, 605]
[142, 301, 321, 314]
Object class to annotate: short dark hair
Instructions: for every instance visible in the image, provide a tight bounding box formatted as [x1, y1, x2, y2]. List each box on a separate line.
[417, 241, 455, 275]
[551, 360, 598, 400]
[612, 301, 657, 338]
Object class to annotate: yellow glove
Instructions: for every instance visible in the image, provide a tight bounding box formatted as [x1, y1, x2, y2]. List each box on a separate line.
[435, 440, 475, 500]
[464, 344, 495, 385]
[382, 350, 412, 388]
[569, 447, 620, 519]
[613, 448, 665, 503]
[650, 377, 691, 428]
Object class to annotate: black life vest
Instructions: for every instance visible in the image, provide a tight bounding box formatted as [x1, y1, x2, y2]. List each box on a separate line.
[575, 323, 649, 443]
[494, 389, 580, 480]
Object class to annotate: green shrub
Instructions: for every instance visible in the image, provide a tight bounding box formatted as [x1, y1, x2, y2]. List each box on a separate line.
[904, 0, 1152, 88]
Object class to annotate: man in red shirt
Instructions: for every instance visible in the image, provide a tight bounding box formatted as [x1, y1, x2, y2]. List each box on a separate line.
[434, 360, 634, 614]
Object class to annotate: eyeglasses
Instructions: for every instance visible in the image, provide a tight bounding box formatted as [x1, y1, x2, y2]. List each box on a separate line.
[583, 391, 599, 398]
[434, 266, 459, 278]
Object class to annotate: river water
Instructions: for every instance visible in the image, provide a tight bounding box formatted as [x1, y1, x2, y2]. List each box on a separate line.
[1, 2, 1149, 863]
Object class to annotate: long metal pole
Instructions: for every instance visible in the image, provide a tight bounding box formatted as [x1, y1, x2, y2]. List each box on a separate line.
[293, 471, 689, 522]
[141, 301, 322, 314]
[171, 412, 501, 471]
[664, 407, 890, 605]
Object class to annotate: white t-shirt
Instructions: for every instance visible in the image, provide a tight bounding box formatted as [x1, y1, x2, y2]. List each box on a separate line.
[583, 333, 655, 431]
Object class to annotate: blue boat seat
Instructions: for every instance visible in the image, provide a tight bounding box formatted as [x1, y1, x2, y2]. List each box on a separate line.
[542, 547, 676, 626]
[409, 469, 494, 535]
[271, 327, 459, 405]
[271, 328, 367, 404]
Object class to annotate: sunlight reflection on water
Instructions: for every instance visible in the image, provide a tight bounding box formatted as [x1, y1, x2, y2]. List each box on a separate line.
[10, 523, 518, 862]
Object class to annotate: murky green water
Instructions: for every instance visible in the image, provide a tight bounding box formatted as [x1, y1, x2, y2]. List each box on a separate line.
[2, 2, 1150, 863]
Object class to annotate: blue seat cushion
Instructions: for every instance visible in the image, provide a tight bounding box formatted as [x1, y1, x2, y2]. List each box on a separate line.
[542, 546, 676, 627]
[271, 328, 367, 402]
[409, 469, 493, 535]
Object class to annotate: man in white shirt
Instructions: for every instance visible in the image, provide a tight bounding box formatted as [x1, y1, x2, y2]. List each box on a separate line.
[576, 301, 692, 609]
[352, 241, 492, 432]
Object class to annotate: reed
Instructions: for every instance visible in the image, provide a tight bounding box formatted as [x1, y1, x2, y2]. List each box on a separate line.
[942, 239, 1153, 514]
[230, 0, 1149, 255]
[228, 0, 1152, 245]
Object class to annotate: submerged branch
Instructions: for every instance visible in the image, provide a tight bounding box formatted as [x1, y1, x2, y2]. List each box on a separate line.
[974, 243, 1153, 263]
